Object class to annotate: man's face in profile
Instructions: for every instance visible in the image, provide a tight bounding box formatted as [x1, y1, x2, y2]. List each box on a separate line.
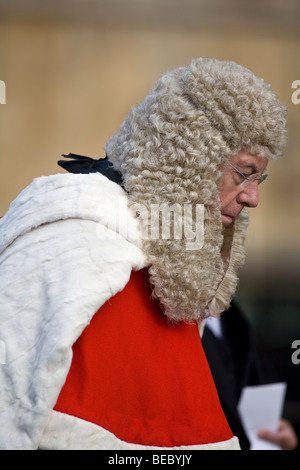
[218, 150, 268, 227]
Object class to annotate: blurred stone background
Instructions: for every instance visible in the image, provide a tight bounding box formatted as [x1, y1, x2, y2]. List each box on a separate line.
[0, 0, 299, 446]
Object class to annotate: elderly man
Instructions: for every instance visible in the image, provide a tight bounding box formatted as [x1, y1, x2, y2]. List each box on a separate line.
[0, 58, 286, 450]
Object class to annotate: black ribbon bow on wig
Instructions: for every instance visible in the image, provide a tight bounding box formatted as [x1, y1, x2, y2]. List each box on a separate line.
[58, 153, 124, 188]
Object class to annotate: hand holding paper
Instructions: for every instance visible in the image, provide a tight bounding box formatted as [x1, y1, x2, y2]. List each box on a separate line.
[238, 382, 287, 450]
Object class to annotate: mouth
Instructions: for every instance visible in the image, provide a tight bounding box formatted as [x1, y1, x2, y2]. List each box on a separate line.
[222, 214, 235, 222]
[221, 214, 234, 226]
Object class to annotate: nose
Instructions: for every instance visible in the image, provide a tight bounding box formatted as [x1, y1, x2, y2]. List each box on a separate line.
[237, 183, 259, 208]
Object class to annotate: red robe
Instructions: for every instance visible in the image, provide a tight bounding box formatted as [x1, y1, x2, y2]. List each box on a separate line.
[55, 268, 235, 448]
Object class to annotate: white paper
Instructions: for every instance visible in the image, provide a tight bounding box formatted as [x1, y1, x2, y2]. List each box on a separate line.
[238, 382, 287, 450]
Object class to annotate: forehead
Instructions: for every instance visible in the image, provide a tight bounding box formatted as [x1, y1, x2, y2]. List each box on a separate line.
[230, 150, 268, 171]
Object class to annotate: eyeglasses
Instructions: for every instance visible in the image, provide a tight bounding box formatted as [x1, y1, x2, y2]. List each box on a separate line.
[229, 163, 268, 188]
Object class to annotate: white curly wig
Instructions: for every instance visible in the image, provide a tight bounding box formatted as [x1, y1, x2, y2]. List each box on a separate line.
[105, 58, 287, 323]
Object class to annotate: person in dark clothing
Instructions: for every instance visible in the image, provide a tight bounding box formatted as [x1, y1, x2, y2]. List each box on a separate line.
[202, 301, 298, 450]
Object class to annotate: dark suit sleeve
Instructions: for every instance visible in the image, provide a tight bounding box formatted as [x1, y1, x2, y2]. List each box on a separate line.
[202, 301, 277, 450]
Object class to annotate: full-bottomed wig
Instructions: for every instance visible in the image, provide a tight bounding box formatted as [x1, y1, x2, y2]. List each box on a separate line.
[105, 58, 287, 322]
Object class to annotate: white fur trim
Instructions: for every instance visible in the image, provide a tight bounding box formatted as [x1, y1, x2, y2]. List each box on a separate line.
[0, 173, 147, 449]
[39, 411, 240, 450]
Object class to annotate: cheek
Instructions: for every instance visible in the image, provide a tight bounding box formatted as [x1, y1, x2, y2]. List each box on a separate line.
[218, 188, 239, 211]
[218, 171, 239, 210]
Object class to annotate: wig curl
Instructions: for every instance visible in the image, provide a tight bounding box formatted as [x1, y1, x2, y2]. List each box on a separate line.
[105, 58, 287, 322]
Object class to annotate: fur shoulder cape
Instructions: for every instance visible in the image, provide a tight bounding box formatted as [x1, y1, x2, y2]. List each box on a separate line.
[0, 172, 146, 449]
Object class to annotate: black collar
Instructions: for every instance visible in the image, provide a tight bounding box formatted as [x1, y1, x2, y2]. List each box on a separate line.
[58, 153, 124, 188]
